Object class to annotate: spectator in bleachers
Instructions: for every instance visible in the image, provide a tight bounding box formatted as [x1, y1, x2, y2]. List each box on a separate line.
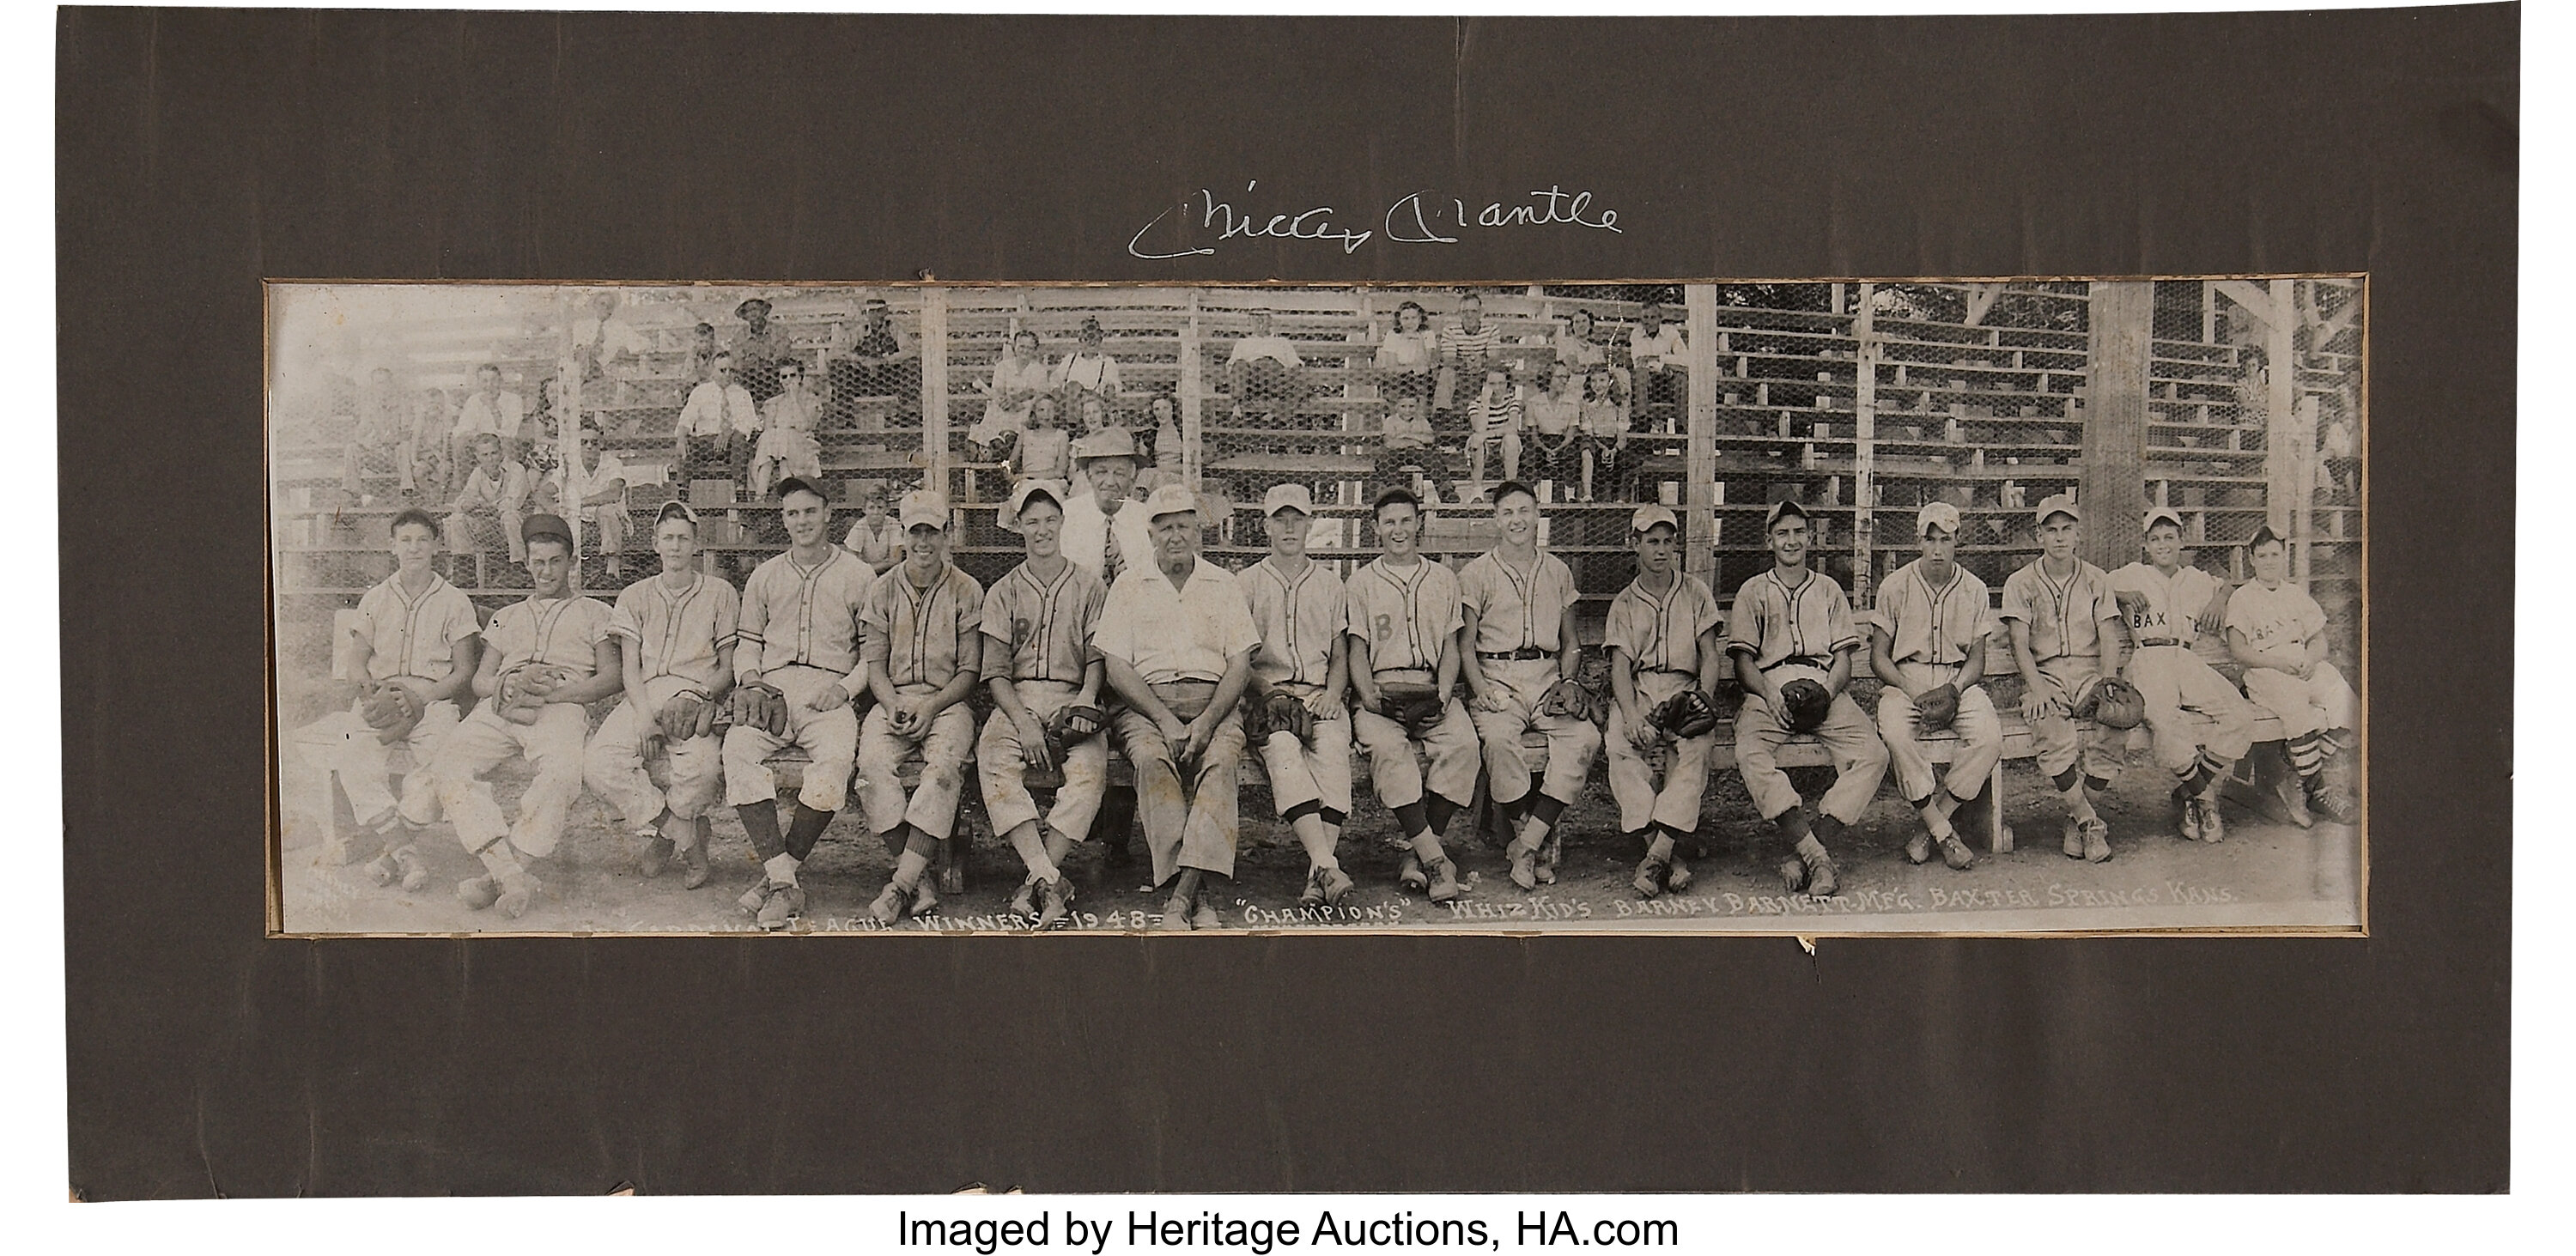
[1433, 294, 1502, 415]
[1371, 392, 1455, 504]
[1224, 308, 1309, 422]
[524, 376, 565, 485]
[732, 298, 790, 408]
[445, 432, 533, 564]
[969, 328, 1054, 458]
[413, 385, 457, 500]
[573, 289, 651, 392]
[841, 480, 902, 573]
[675, 350, 758, 496]
[749, 359, 825, 495]
[841, 297, 919, 420]
[453, 363, 526, 464]
[545, 420, 634, 579]
[1011, 392, 1072, 485]
[1052, 316, 1124, 403]
[1627, 300, 1689, 414]
[1060, 428, 1151, 586]
[1373, 300, 1437, 401]
[1143, 391, 1186, 485]
[683, 321, 720, 383]
[343, 367, 415, 501]
[1463, 360, 1524, 488]
[1575, 366, 1629, 501]
[1523, 361, 1581, 492]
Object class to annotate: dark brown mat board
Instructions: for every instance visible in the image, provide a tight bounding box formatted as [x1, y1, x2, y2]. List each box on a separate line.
[61, 7, 2511, 1195]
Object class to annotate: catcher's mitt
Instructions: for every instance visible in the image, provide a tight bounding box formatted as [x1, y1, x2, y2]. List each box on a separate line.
[1651, 687, 1722, 739]
[1914, 683, 1960, 732]
[657, 689, 715, 742]
[1376, 682, 1449, 741]
[1247, 689, 1315, 745]
[1777, 677, 1833, 734]
[726, 682, 791, 737]
[495, 664, 574, 725]
[2074, 676, 2147, 731]
[357, 681, 426, 743]
[1042, 702, 1106, 761]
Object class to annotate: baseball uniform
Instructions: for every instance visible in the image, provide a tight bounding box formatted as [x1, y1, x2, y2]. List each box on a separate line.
[1601, 571, 1724, 835]
[1242, 555, 1355, 830]
[1345, 555, 1482, 811]
[2108, 561, 2256, 776]
[2226, 578, 2357, 775]
[1728, 567, 1889, 824]
[1461, 549, 1601, 810]
[1874, 558, 2005, 807]
[307, 570, 480, 832]
[1999, 556, 2129, 790]
[1093, 556, 1260, 885]
[429, 591, 618, 864]
[855, 560, 986, 845]
[585, 571, 739, 829]
[978, 559, 1111, 846]
[726, 548, 874, 815]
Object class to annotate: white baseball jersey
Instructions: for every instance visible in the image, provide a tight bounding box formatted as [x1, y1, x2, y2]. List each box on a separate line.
[1242, 557, 1347, 689]
[1459, 550, 1577, 654]
[2106, 561, 2226, 648]
[2224, 579, 2328, 655]
[1346, 555, 1462, 675]
[352, 571, 481, 684]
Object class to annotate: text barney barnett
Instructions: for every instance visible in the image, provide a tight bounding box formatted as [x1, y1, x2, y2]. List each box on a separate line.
[897, 1209, 1682, 1252]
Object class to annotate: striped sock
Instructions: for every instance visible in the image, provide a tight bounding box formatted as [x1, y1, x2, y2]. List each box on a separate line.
[2287, 732, 2328, 775]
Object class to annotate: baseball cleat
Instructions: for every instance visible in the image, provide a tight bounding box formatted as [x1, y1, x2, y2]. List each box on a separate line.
[756, 883, 805, 931]
[1777, 857, 1808, 894]
[908, 880, 940, 918]
[1319, 865, 1355, 906]
[1425, 858, 1465, 903]
[2175, 787, 2203, 842]
[2063, 818, 2086, 859]
[637, 834, 673, 879]
[1506, 838, 1539, 891]
[456, 876, 501, 911]
[1666, 856, 1693, 893]
[738, 881, 774, 915]
[2081, 818, 2112, 864]
[2196, 798, 2225, 844]
[1905, 831, 1934, 865]
[1190, 900, 1224, 930]
[1939, 835, 1976, 871]
[1298, 866, 1330, 909]
[495, 872, 543, 919]
[1795, 839, 1839, 897]
[680, 843, 712, 889]
[1034, 877, 1072, 931]
[393, 846, 432, 893]
[367, 851, 404, 886]
[1631, 854, 1668, 900]
[1160, 892, 1195, 931]
[1535, 831, 1562, 883]
[866, 882, 909, 926]
[1395, 851, 1428, 894]
[2312, 785, 2360, 826]
[1008, 877, 1040, 920]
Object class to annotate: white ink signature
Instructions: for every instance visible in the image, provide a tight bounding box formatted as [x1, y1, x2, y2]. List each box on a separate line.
[1130, 183, 1622, 260]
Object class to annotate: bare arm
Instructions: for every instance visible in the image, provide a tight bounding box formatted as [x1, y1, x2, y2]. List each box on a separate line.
[1868, 624, 1907, 692]
[1608, 646, 1648, 745]
[1101, 653, 1175, 728]
[920, 634, 983, 719]
[1957, 634, 1989, 692]
[1695, 628, 1728, 700]
[1825, 643, 1856, 695]
[1457, 606, 1497, 707]
[470, 640, 504, 701]
[1312, 631, 1351, 718]
[619, 631, 653, 714]
[1347, 634, 1382, 711]
[1435, 628, 1463, 698]
[1733, 649, 1781, 714]
[1557, 604, 1583, 682]
[549, 638, 629, 707]
[422, 637, 478, 707]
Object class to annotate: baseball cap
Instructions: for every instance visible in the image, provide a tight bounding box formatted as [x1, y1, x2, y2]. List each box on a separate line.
[654, 501, 698, 527]
[1917, 501, 1961, 537]
[1630, 504, 1679, 535]
[2143, 505, 2185, 533]
[1071, 428, 1138, 464]
[521, 513, 575, 549]
[2033, 493, 2081, 526]
[1144, 482, 1201, 521]
[1262, 483, 1315, 517]
[1764, 499, 1810, 530]
[773, 476, 829, 503]
[898, 490, 950, 531]
[1005, 478, 1067, 519]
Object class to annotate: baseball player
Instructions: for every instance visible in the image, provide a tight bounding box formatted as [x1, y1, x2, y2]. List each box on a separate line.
[1601, 505, 1727, 899]
[307, 507, 481, 891]
[1345, 487, 1482, 902]
[1242, 483, 1358, 909]
[1460, 481, 1603, 893]
[1728, 499, 1888, 897]
[2110, 507, 2257, 843]
[1092, 483, 1261, 931]
[979, 480, 1111, 931]
[426, 513, 623, 919]
[1869, 501, 2001, 871]
[858, 490, 987, 926]
[725, 476, 877, 931]
[1998, 494, 2129, 862]
[581, 501, 738, 890]
[2225, 525, 2359, 823]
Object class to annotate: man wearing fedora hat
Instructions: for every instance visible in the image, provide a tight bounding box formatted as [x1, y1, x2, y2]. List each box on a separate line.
[732, 297, 790, 409]
[858, 490, 987, 926]
[1869, 501, 2001, 872]
[1092, 483, 1261, 930]
[584, 501, 738, 889]
[1242, 482, 1358, 908]
[426, 512, 624, 919]
[1059, 428, 1154, 586]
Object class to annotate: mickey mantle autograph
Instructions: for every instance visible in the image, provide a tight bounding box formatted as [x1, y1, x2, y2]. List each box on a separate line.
[1128, 183, 1624, 259]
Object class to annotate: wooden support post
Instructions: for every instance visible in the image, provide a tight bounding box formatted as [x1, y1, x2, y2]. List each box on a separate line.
[2081, 281, 2152, 570]
[556, 291, 585, 582]
[1180, 290, 1204, 492]
[1682, 284, 1720, 592]
[919, 288, 950, 489]
[1852, 283, 1877, 604]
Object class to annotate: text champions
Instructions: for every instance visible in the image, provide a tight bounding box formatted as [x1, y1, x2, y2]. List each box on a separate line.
[1129, 184, 1622, 259]
[896, 1209, 1493, 1254]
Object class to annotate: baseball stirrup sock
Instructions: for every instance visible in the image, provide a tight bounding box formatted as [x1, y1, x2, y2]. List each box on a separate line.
[1529, 793, 1570, 828]
[1392, 800, 1430, 840]
[2051, 765, 2084, 793]
[784, 804, 834, 860]
[1319, 807, 1347, 828]
[1775, 808, 1813, 841]
[2085, 774, 2114, 794]
[736, 802, 787, 859]
[1282, 800, 1324, 825]
[1424, 793, 1464, 834]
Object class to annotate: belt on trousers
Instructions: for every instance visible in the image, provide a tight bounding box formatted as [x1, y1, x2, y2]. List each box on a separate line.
[2136, 638, 2184, 648]
[1760, 655, 1833, 672]
[1149, 679, 1218, 721]
[1373, 668, 1435, 683]
[1478, 647, 1557, 661]
[1643, 668, 1698, 678]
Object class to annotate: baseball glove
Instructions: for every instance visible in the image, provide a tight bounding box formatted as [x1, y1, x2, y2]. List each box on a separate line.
[357, 681, 425, 743]
[1777, 677, 1832, 734]
[494, 664, 574, 725]
[657, 689, 715, 743]
[1537, 676, 1600, 725]
[1914, 683, 1960, 732]
[1042, 702, 1106, 761]
[1652, 687, 1722, 739]
[1248, 689, 1315, 745]
[1376, 682, 1449, 741]
[2074, 676, 2147, 731]
[726, 682, 790, 737]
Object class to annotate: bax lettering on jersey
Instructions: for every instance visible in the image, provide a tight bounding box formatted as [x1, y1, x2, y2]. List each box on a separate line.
[1130, 183, 1624, 259]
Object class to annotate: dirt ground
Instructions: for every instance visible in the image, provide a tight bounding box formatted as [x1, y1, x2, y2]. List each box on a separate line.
[278, 744, 2361, 937]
